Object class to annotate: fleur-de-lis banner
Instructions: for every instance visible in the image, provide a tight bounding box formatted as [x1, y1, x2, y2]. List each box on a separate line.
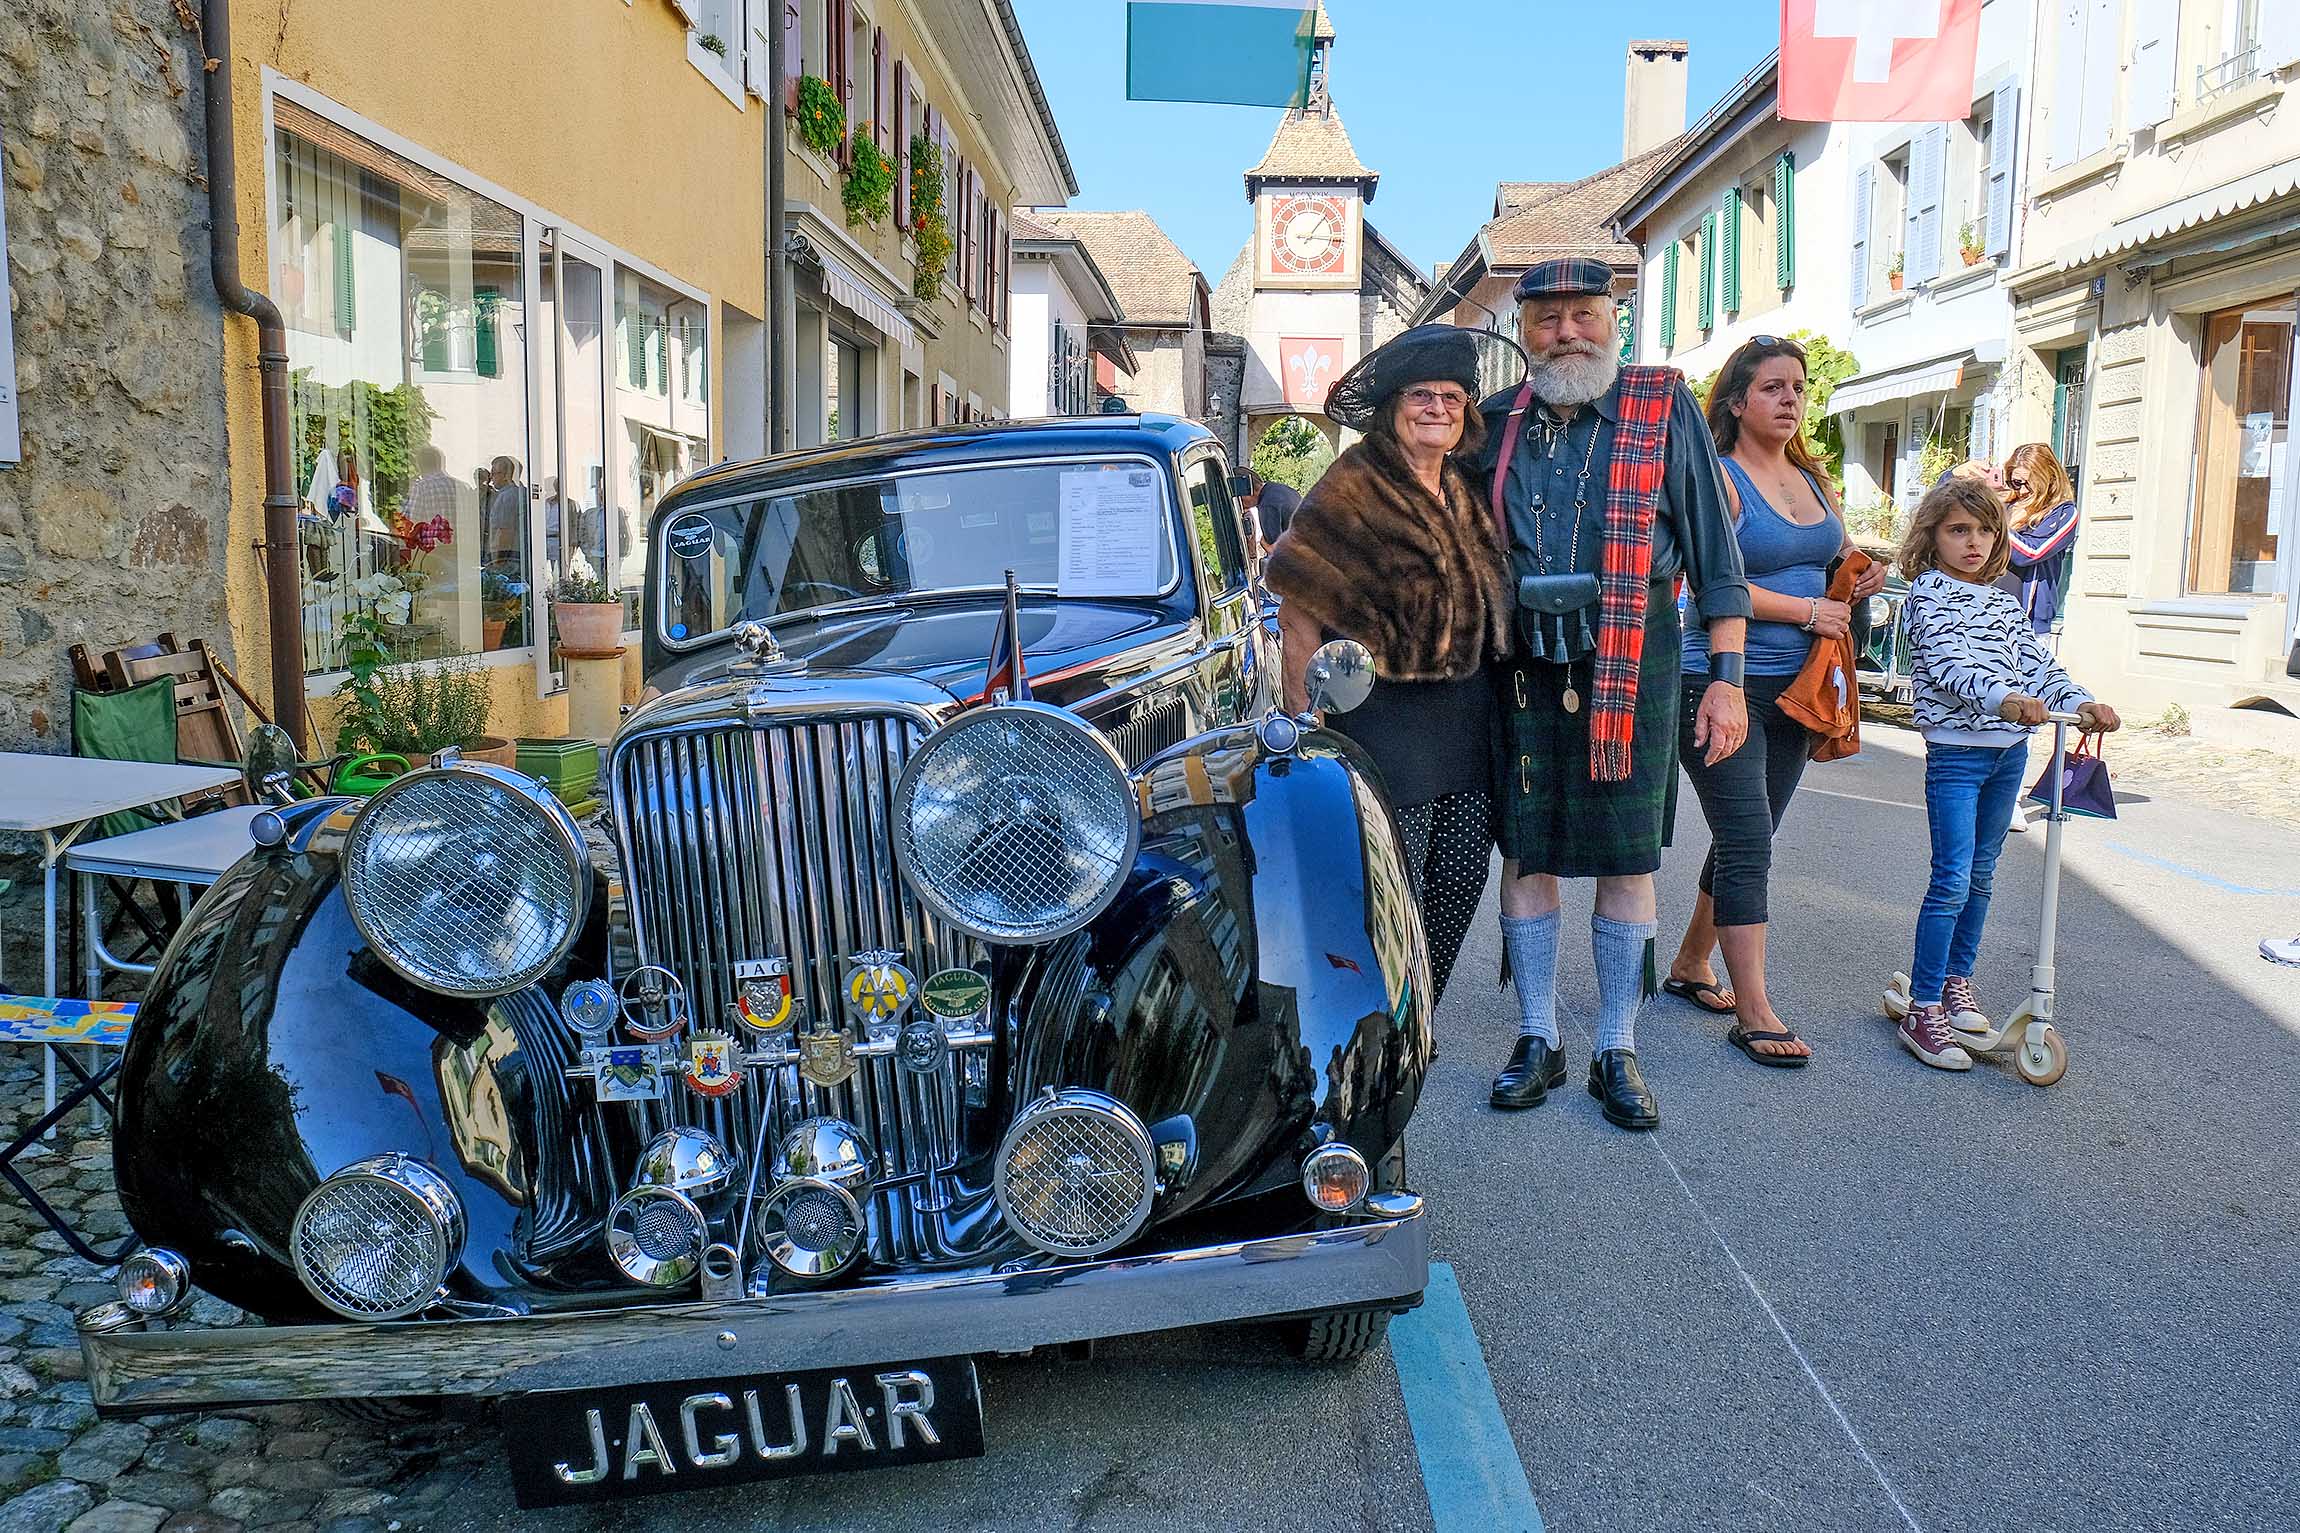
[1281, 337, 1341, 408]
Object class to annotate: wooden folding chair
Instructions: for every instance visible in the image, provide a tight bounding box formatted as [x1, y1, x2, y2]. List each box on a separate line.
[72, 633, 343, 798]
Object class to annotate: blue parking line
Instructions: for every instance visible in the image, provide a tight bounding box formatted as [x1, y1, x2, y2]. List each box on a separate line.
[2104, 842, 2300, 899]
[1390, 1261, 1544, 1533]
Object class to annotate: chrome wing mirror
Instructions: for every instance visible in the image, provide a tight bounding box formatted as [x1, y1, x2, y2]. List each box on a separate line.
[1305, 639, 1374, 716]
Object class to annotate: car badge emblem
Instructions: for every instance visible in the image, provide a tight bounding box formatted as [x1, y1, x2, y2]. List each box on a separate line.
[896, 1017, 949, 1075]
[843, 951, 915, 1031]
[683, 1029, 744, 1098]
[919, 967, 991, 1026]
[593, 1045, 667, 1102]
[795, 1020, 859, 1089]
[618, 966, 688, 1042]
[733, 956, 796, 1033]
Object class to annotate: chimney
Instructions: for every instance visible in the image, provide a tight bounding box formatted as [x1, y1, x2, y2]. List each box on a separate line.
[1623, 40, 1689, 161]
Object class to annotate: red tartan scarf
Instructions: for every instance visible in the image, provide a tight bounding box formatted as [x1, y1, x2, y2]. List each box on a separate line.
[1589, 366, 1679, 782]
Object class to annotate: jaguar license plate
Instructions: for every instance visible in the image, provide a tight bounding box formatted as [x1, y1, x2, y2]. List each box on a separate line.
[502, 1357, 985, 1508]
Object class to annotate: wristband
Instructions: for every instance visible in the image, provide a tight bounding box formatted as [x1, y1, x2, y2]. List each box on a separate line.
[1710, 652, 1745, 688]
[1801, 598, 1819, 633]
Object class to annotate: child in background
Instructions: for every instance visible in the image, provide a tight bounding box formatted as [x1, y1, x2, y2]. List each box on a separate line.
[1894, 478, 2121, 1070]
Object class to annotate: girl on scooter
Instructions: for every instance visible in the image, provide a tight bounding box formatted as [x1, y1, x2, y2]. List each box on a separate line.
[1893, 477, 2120, 1071]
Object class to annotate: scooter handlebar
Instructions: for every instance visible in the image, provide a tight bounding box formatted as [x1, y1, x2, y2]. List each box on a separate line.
[2044, 710, 2086, 726]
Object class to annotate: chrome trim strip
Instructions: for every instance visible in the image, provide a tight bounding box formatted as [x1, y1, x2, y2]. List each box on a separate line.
[81, 1203, 1426, 1413]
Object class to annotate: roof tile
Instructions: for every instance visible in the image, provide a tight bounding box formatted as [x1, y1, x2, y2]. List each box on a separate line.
[1031, 210, 1205, 326]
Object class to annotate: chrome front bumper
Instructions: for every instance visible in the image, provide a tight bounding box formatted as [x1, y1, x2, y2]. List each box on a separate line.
[82, 1195, 1426, 1414]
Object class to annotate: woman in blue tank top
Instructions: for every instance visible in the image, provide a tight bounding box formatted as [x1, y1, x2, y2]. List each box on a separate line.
[1663, 337, 1887, 1066]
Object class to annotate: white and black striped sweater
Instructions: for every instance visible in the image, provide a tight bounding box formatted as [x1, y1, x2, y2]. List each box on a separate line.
[1903, 571, 2093, 747]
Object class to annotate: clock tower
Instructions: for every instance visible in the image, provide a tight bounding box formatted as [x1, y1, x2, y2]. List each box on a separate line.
[1245, 15, 1372, 294]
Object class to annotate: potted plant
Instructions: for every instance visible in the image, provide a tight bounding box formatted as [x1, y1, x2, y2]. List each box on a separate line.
[333, 651, 512, 768]
[553, 571, 625, 652]
[794, 74, 845, 160]
[697, 32, 727, 57]
[909, 134, 953, 300]
[1959, 223, 1985, 266]
[479, 566, 524, 651]
[843, 131, 895, 227]
[1887, 251, 1906, 292]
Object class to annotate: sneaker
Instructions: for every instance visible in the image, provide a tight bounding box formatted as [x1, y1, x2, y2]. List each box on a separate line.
[2263, 936, 2300, 967]
[1941, 976, 1992, 1039]
[1899, 1004, 1974, 1071]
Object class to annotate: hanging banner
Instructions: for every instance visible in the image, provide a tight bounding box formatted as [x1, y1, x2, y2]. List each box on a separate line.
[1126, 1, 1317, 107]
[1779, 0, 1982, 123]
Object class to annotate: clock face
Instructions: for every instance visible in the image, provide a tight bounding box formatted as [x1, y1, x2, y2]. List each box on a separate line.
[1269, 194, 1349, 276]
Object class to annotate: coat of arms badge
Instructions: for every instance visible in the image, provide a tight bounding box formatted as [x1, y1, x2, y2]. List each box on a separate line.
[795, 1021, 858, 1089]
[683, 1029, 743, 1098]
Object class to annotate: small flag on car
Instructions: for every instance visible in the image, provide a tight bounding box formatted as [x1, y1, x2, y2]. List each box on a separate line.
[983, 568, 1031, 703]
[1126, 1, 1318, 108]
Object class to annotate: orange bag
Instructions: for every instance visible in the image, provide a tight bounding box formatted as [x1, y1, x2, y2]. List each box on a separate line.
[1777, 548, 1871, 763]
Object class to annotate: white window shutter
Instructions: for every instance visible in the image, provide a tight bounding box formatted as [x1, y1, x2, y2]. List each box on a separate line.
[2126, 0, 2178, 128]
[1850, 165, 1872, 309]
[1970, 393, 1994, 465]
[743, 0, 769, 95]
[2077, 0, 2124, 159]
[2261, 0, 2300, 72]
[1986, 78, 2019, 259]
[2046, 0, 2089, 169]
[1912, 123, 1947, 282]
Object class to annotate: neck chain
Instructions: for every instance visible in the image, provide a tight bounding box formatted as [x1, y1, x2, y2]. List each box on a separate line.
[1530, 413, 1602, 575]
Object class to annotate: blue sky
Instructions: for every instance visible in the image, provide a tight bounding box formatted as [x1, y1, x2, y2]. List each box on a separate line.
[1009, 0, 1783, 283]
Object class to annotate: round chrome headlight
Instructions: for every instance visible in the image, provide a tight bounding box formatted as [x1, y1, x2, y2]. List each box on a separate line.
[892, 703, 1140, 944]
[117, 1248, 193, 1318]
[340, 764, 590, 998]
[607, 1186, 708, 1288]
[994, 1088, 1157, 1258]
[290, 1154, 466, 1321]
[634, 1128, 739, 1199]
[752, 1177, 868, 1280]
[1864, 595, 1892, 628]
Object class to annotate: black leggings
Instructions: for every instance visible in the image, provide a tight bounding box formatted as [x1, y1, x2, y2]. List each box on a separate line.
[1678, 673, 1810, 928]
[1392, 789, 1493, 1007]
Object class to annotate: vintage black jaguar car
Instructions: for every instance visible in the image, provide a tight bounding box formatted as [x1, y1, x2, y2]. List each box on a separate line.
[78, 414, 1434, 1506]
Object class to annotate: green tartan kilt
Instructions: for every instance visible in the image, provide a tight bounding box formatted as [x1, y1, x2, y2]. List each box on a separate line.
[1493, 584, 1682, 878]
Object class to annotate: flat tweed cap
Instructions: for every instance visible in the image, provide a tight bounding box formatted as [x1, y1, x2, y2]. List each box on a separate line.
[1514, 256, 1616, 302]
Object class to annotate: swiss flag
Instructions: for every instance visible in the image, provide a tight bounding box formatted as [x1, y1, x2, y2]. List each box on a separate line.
[1779, 0, 1982, 122]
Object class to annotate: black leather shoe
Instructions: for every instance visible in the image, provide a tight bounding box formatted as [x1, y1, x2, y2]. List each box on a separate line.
[1490, 1037, 1567, 1110]
[1587, 1049, 1660, 1130]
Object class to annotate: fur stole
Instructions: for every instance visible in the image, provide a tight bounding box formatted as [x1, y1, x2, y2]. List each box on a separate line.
[1263, 433, 1511, 683]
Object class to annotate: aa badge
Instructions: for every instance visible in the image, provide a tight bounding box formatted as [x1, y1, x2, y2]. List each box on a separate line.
[842, 950, 915, 1031]
[896, 1016, 948, 1075]
[732, 956, 796, 1033]
[795, 1021, 859, 1089]
[683, 1030, 743, 1098]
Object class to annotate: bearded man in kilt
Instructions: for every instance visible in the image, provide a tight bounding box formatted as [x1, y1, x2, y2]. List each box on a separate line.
[1469, 258, 1752, 1131]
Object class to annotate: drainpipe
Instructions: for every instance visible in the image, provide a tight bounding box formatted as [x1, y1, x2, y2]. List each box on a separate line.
[199, 0, 307, 751]
[765, 3, 792, 454]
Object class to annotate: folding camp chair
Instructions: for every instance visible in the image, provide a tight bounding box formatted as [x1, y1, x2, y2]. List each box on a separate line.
[70, 632, 346, 798]
[69, 678, 209, 975]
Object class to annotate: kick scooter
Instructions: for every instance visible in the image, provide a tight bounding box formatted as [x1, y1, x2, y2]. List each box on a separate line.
[1883, 712, 2085, 1087]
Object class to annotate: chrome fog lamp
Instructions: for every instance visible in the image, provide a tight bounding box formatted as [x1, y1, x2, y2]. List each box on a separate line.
[1864, 595, 1892, 628]
[290, 1154, 466, 1321]
[607, 1186, 709, 1288]
[340, 764, 589, 998]
[994, 1088, 1157, 1258]
[634, 1127, 739, 1200]
[1300, 1143, 1370, 1214]
[752, 1177, 868, 1281]
[116, 1248, 193, 1319]
[772, 1117, 875, 1195]
[893, 703, 1139, 944]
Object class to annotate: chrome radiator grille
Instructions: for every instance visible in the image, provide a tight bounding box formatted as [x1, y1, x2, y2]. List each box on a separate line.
[610, 713, 986, 1263]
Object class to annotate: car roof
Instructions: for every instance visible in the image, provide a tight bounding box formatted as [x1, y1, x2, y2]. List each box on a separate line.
[667, 414, 1219, 506]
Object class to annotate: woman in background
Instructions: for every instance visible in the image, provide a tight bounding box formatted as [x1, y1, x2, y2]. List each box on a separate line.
[1999, 442, 2080, 637]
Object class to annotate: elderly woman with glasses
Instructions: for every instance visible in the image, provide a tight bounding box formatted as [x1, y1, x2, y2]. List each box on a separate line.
[1663, 334, 1889, 1067]
[1265, 324, 1526, 1006]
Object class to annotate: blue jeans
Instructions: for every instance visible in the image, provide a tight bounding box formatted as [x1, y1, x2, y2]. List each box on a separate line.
[1912, 740, 2029, 1006]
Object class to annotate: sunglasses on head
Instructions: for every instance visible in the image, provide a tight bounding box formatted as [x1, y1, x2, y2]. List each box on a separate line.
[1744, 335, 1806, 358]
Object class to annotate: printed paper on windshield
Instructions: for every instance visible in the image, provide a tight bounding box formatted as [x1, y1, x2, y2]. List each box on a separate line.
[1058, 468, 1163, 597]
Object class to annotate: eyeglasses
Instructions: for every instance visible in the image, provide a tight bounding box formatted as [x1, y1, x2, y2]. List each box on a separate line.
[1745, 335, 1807, 358]
[2006, 476, 2031, 492]
[1401, 387, 1470, 413]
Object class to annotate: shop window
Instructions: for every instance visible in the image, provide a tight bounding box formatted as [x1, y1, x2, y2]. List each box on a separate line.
[272, 99, 531, 674]
[616, 270, 710, 621]
[2188, 298, 2294, 596]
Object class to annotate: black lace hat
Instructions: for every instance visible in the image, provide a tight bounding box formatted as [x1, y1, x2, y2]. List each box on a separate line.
[1322, 324, 1529, 431]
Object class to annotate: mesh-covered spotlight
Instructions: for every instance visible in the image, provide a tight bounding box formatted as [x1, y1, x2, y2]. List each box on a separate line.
[290, 1155, 466, 1321]
[607, 1186, 708, 1288]
[752, 1178, 868, 1280]
[340, 764, 590, 998]
[893, 704, 1139, 944]
[994, 1089, 1156, 1258]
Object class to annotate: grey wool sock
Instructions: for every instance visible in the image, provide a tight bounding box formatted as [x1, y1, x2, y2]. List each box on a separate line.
[1592, 913, 1658, 1056]
[1500, 910, 1562, 1046]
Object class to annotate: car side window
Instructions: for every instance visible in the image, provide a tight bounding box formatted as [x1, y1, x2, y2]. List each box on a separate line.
[1183, 458, 1249, 600]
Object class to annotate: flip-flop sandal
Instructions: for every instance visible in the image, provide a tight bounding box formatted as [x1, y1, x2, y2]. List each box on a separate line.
[1728, 1022, 1812, 1069]
[1663, 976, 1737, 1014]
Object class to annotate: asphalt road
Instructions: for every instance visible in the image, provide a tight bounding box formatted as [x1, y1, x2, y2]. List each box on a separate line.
[462, 722, 2300, 1533]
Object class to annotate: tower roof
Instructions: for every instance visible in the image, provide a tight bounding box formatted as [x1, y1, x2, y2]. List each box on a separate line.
[1244, 106, 1377, 200]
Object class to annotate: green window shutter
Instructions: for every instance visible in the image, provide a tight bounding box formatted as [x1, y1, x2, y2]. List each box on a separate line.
[474, 287, 500, 379]
[1721, 187, 1742, 316]
[420, 290, 449, 372]
[654, 320, 668, 394]
[1697, 212, 1716, 330]
[627, 314, 646, 389]
[1775, 152, 1796, 291]
[1659, 243, 1679, 350]
[332, 220, 356, 335]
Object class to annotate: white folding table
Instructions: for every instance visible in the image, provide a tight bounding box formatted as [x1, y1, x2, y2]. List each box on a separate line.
[0, 754, 241, 1114]
[66, 804, 264, 996]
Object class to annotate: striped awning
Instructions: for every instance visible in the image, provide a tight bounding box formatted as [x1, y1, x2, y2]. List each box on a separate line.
[2055, 156, 2300, 271]
[816, 247, 916, 351]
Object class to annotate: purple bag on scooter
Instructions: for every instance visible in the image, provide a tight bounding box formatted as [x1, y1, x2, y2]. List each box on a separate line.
[2026, 733, 2116, 819]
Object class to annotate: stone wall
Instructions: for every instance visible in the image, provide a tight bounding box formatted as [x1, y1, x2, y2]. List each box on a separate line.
[0, 0, 232, 980]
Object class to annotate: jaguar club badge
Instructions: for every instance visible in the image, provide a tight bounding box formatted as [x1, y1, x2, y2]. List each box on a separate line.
[795, 1021, 858, 1089]
[683, 1030, 744, 1098]
[896, 1017, 948, 1075]
[842, 951, 915, 1032]
[733, 956, 796, 1033]
[920, 968, 991, 1025]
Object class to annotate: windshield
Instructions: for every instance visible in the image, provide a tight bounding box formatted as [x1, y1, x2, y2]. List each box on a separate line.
[655, 456, 1182, 646]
